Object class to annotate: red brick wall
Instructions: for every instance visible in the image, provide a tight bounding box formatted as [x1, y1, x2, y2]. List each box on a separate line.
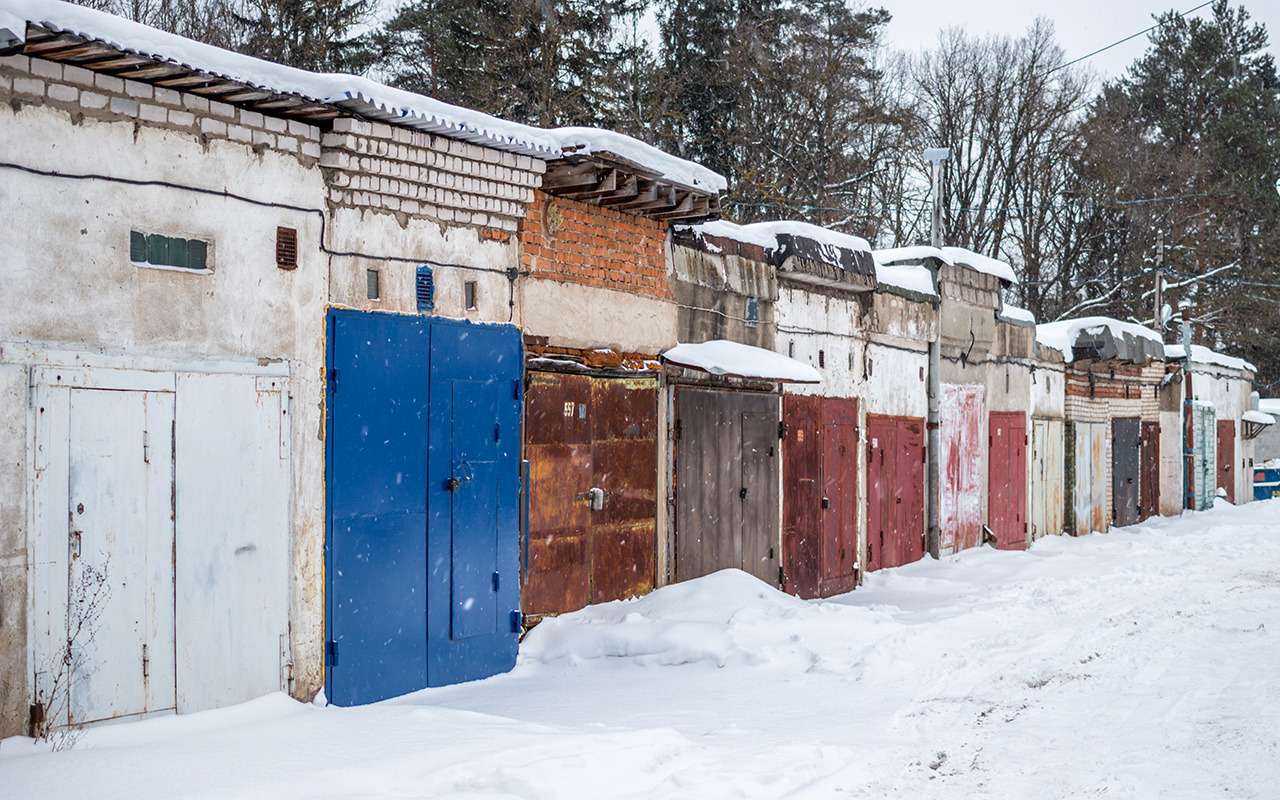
[519, 191, 671, 299]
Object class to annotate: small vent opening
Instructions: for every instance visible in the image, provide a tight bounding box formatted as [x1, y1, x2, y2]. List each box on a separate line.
[276, 227, 298, 270]
[416, 265, 435, 313]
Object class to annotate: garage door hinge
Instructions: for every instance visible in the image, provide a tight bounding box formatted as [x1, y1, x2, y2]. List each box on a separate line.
[492, 571, 500, 592]
[510, 610, 523, 633]
[512, 379, 520, 400]
[326, 640, 338, 666]
[778, 566, 784, 587]
[674, 418, 682, 441]
[327, 368, 338, 394]
[778, 421, 787, 439]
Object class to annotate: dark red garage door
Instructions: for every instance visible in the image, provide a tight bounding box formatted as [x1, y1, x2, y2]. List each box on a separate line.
[866, 414, 924, 571]
[988, 412, 1027, 550]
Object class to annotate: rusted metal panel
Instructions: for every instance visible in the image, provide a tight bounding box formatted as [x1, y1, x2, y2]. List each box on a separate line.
[1069, 421, 1108, 535]
[1112, 418, 1141, 527]
[1030, 418, 1064, 538]
[1218, 419, 1236, 503]
[674, 387, 780, 585]
[820, 398, 859, 596]
[590, 376, 659, 602]
[940, 385, 984, 553]
[782, 394, 822, 598]
[522, 371, 658, 617]
[1090, 423, 1108, 533]
[1139, 421, 1160, 521]
[866, 414, 925, 570]
[988, 412, 1028, 550]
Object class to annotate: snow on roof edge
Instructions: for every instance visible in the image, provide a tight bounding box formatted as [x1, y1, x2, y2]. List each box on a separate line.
[1164, 344, 1256, 374]
[940, 247, 1018, 284]
[1, 0, 728, 181]
[661, 340, 821, 384]
[1035, 317, 1164, 363]
[547, 127, 726, 194]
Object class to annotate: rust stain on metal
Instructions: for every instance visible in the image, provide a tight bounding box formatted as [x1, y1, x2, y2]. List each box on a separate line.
[522, 370, 658, 617]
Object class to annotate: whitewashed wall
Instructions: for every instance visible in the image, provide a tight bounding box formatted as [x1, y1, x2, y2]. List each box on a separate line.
[0, 53, 546, 736]
[0, 66, 327, 735]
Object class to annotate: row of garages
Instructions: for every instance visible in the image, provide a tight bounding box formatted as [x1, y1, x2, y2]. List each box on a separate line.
[0, 2, 1270, 737]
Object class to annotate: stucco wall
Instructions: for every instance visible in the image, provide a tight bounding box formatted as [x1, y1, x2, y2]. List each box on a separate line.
[0, 73, 329, 735]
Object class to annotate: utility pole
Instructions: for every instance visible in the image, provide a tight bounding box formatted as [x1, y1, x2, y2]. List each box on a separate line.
[1154, 233, 1165, 334]
[923, 147, 950, 560]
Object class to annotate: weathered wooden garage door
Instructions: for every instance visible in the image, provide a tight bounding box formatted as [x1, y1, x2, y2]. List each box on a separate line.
[1030, 418, 1064, 538]
[784, 396, 860, 598]
[523, 371, 658, 617]
[1067, 421, 1108, 535]
[940, 385, 984, 553]
[866, 415, 925, 571]
[1217, 419, 1236, 503]
[1139, 421, 1160, 521]
[1112, 418, 1141, 527]
[988, 412, 1028, 549]
[675, 387, 780, 585]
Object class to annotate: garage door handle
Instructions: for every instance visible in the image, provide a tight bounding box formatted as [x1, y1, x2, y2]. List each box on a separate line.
[895, 497, 902, 505]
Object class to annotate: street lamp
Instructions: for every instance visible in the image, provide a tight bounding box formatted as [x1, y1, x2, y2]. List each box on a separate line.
[922, 147, 950, 560]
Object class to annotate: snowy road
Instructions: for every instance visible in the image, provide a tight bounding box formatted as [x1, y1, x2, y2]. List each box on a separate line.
[3, 501, 1279, 799]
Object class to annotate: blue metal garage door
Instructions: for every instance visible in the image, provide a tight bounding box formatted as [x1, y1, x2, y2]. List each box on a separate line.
[325, 309, 522, 706]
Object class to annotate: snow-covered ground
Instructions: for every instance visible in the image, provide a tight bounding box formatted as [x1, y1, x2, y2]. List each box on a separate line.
[4, 501, 1279, 799]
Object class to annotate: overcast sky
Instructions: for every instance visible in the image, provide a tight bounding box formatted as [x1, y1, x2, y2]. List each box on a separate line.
[880, 0, 1280, 79]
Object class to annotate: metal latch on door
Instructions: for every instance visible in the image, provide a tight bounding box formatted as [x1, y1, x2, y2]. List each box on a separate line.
[575, 487, 607, 511]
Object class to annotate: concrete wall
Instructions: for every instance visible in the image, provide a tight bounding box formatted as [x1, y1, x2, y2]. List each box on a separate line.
[670, 243, 776, 349]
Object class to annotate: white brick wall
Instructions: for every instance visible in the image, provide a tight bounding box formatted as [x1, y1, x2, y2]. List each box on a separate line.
[321, 118, 544, 232]
[0, 56, 322, 164]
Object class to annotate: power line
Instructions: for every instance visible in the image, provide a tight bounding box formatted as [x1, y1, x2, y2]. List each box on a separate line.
[1047, 0, 1216, 75]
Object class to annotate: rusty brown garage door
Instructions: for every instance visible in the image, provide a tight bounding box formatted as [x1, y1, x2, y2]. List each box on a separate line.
[1139, 420, 1160, 521]
[523, 371, 658, 618]
[675, 387, 781, 586]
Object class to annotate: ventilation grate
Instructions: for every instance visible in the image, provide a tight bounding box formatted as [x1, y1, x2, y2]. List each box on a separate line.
[276, 227, 298, 270]
[416, 265, 435, 313]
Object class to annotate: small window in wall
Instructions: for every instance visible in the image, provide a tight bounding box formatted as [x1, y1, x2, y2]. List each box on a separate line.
[745, 297, 760, 326]
[464, 280, 478, 310]
[366, 269, 380, 300]
[415, 265, 435, 313]
[130, 230, 208, 271]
